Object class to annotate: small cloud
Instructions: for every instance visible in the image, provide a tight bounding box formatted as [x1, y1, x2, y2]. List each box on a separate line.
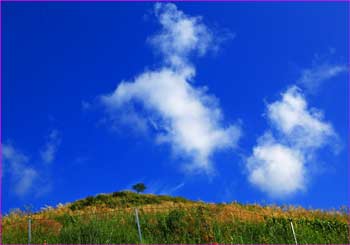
[247, 133, 305, 197]
[2, 144, 38, 197]
[3, 131, 60, 198]
[15, 169, 39, 197]
[297, 63, 347, 93]
[267, 86, 336, 150]
[40, 129, 61, 164]
[149, 2, 216, 67]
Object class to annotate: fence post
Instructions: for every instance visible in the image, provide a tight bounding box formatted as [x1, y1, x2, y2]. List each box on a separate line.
[28, 218, 32, 245]
[290, 221, 298, 245]
[135, 208, 142, 243]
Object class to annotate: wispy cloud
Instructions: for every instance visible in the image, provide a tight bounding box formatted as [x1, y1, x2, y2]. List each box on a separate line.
[149, 3, 215, 68]
[81, 100, 92, 111]
[100, 3, 241, 173]
[40, 129, 61, 164]
[146, 181, 185, 195]
[297, 63, 347, 92]
[166, 182, 185, 195]
[3, 144, 38, 197]
[247, 86, 337, 198]
[3, 130, 61, 197]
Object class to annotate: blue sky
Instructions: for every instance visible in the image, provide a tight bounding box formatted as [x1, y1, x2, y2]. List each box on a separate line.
[2, 2, 348, 213]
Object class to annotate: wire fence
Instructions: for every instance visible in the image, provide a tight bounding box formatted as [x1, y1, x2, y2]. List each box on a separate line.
[2, 204, 350, 244]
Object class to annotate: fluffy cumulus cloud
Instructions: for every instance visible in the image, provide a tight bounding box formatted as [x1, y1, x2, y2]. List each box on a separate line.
[3, 144, 38, 197]
[247, 86, 336, 197]
[149, 3, 214, 68]
[40, 129, 61, 164]
[100, 3, 241, 173]
[247, 134, 305, 197]
[267, 86, 335, 150]
[297, 63, 347, 92]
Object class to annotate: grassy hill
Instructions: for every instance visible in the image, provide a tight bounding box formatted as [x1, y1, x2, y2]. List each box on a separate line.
[3, 191, 349, 244]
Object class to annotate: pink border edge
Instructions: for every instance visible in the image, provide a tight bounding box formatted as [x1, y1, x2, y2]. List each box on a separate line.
[0, 0, 349, 245]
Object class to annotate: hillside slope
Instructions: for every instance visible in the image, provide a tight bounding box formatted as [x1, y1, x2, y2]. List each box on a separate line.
[3, 191, 349, 244]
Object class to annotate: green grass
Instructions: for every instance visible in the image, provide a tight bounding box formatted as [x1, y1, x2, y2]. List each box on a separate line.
[3, 206, 349, 244]
[3, 192, 349, 244]
[69, 191, 194, 211]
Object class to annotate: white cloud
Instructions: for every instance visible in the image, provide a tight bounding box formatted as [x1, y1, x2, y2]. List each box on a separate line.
[40, 129, 61, 164]
[297, 63, 347, 92]
[100, 3, 241, 173]
[247, 86, 337, 197]
[3, 144, 38, 197]
[102, 69, 241, 172]
[3, 131, 60, 197]
[267, 86, 335, 149]
[150, 3, 215, 68]
[247, 133, 305, 197]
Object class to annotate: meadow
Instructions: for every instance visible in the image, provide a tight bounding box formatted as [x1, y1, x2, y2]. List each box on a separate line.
[3, 191, 349, 244]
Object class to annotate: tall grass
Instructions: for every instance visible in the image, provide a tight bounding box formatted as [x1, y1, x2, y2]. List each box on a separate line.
[3, 205, 349, 244]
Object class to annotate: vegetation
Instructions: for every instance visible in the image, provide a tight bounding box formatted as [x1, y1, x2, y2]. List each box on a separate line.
[3, 191, 349, 244]
[69, 191, 192, 210]
[132, 183, 146, 194]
